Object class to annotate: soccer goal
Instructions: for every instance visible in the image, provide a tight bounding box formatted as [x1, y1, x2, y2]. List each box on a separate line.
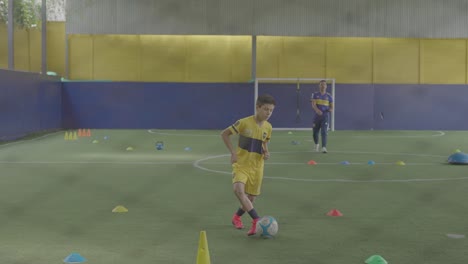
[254, 78, 335, 131]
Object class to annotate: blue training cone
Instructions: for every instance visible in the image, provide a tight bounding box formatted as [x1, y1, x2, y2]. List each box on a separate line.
[448, 152, 468, 165]
[340, 161, 350, 165]
[367, 160, 376, 165]
[63, 253, 86, 263]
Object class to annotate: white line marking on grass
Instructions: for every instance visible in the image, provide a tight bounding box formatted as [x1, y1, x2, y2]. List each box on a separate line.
[148, 129, 219, 137]
[149, 129, 445, 138]
[193, 154, 232, 175]
[324, 150, 446, 158]
[193, 151, 465, 183]
[196, 161, 443, 166]
[347, 131, 445, 138]
[0, 161, 193, 165]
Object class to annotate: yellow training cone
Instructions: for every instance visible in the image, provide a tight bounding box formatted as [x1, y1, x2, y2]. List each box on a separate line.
[196, 231, 211, 264]
[72, 131, 78, 140]
[395, 161, 406, 166]
[112, 205, 128, 213]
[126, 147, 134, 151]
[454, 149, 461, 153]
[64, 132, 69, 140]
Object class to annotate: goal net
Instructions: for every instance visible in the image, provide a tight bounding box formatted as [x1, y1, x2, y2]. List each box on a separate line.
[254, 78, 335, 131]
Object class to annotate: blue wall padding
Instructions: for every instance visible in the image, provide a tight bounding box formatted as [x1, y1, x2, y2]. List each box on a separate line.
[0, 70, 62, 140]
[63, 82, 468, 130]
[62, 82, 254, 129]
[2, 70, 467, 133]
[373, 84, 468, 130]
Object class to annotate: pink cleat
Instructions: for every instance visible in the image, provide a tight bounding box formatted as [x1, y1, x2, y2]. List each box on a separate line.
[232, 214, 244, 229]
[247, 218, 259, 236]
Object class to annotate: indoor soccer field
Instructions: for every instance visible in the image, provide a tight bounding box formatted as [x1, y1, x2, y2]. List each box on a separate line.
[0, 129, 467, 264]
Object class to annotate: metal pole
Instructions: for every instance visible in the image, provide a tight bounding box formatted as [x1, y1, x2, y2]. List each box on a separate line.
[252, 35, 257, 113]
[251, 35, 256, 81]
[41, 0, 47, 74]
[7, 0, 14, 69]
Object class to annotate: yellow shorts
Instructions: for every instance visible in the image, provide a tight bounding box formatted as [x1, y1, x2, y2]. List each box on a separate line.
[232, 163, 264, 196]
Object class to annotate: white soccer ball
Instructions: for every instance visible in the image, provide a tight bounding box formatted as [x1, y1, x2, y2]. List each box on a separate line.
[256, 216, 278, 238]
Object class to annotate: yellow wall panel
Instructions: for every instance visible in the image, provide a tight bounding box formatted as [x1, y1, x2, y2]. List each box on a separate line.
[420, 39, 466, 84]
[257, 36, 282, 78]
[326, 38, 373, 83]
[373, 38, 419, 84]
[280, 37, 326, 78]
[140, 35, 186, 82]
[69, 35, 93, 80]
[28, 28, 41, 73]
[47, 22, 65, 76]
[93, 35, 140, 81]
[185, 36, 231, 82]
[13, 29, 30, 71]
[0, 24, 6, 69]
[229, 36, 251, 82]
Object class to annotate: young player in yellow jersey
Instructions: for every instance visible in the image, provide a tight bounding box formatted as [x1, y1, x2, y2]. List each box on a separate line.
[221, 94, 276, 236]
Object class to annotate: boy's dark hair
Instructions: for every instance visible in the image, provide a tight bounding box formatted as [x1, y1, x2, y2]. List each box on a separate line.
[319, 80, 327, 84]
[256, 94, 276, 107]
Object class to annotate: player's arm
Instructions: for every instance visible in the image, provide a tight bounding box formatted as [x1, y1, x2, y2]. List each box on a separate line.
[311, 99, 323, 115]
[221, 128, 237, 164]
[329, 102, 334, 112]
[262, 141, 270, 160]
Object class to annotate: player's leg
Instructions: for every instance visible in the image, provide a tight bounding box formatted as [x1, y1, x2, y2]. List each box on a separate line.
[313, 117, 322, 151]
[232, 182, 251, 229]
[320, 114, 329, 153]
[231, 166, 251, 229]
[244, 170, 263, 236]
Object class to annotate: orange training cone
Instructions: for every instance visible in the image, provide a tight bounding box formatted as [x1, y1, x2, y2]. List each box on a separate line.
[327, 209, 343, 217]
[307, 160, 317, 165]
[78, 129, 83, 137]
[86, 129, 91, 137]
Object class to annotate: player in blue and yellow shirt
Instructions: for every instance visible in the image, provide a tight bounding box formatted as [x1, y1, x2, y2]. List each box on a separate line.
[221, 94, 275, 236]
[311, 80, 334, 153]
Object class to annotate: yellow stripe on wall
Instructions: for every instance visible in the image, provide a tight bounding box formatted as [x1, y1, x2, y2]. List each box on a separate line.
[186, 35, 232, 82]
[13, 29, 31, 71]
[93, 35, 140, 81]
[0, 24, 7, 69]
[280, 37, 327, 78]
[47, 22, 65, 77]
[420, 39, 466, 84]
[326, 38, 373, 83]
[69, 35, 93, 80]
[140, 35, 186, 82]
[29, 29, 42, 73]
[373, 38, 419, 84]
[229, 36, 251, 82]
[3, 22, 468, 85]
[257, 36, 282, 78]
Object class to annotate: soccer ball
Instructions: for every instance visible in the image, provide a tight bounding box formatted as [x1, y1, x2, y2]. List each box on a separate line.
[256, 216, 278, 238]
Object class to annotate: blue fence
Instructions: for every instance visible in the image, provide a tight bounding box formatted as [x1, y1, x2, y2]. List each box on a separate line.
[63, 82, 468, 130]
[0, 70, 62, 141]
[1, 69, 467, 137]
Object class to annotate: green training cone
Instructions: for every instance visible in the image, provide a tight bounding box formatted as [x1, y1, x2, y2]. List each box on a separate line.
[365, 255, 388, 264]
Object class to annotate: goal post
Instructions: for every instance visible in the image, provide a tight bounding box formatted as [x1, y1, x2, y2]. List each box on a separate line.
[254, 78, 336, 131]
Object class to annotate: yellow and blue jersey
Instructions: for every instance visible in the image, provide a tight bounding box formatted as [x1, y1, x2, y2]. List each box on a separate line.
[228, 116, 272, 167]
[311, 92, 333, 113]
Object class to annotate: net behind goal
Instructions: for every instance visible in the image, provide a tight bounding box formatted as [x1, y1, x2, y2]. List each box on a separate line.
[254, 78, 335, 131]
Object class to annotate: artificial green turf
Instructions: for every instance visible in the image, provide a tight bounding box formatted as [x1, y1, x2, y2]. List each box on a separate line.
[0, 129, 467, 264]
